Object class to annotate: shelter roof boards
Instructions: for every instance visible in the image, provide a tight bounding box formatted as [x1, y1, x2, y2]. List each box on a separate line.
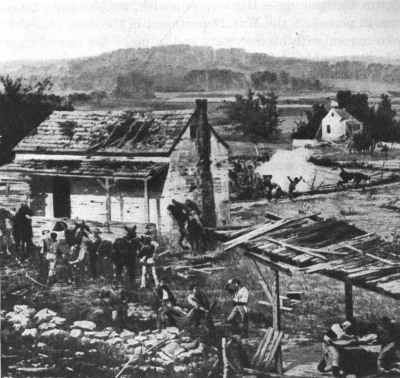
[217, 216, 400, 300]
[0, 159, 168, 179]
[14, 110, 195, 156]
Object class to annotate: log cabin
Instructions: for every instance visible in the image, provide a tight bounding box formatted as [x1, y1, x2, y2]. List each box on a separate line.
[0, 100, 230, 237]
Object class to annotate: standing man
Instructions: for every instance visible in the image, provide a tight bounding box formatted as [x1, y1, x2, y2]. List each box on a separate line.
[262, 175, 273, 201]
[90, 228, 102, 278]
[287, 176, 303, 200]
[185, 199, 203, 230]
[41, 232, 61, 285]
[187, 283, 216, 333]
[153, 278, 185, 331]
[139, 236, 159, 289]
[224, 279, 250, 338]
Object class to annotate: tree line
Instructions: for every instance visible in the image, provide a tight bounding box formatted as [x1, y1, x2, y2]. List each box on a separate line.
[0, 76, 73, 163]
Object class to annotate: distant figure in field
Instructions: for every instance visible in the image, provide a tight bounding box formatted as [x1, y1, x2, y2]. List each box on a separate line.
[287, 176, 303, 200]
[271, 183, 283, 203]
[262, 175, 273, 201]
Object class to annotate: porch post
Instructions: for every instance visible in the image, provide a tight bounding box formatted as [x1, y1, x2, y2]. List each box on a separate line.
[345, 282, 353, 320]
[105, 178, 111, 229]
[273, 270, 283, 374]
[144, 179, 149, 223]
[156, 198, 161, 236]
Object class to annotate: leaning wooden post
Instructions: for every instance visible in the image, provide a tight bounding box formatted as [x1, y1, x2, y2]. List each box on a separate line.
[222, 338, 228, 378]
[345, 281, 353, 320]
[273, 270, 283, 374]
[144, 178, 150, 224]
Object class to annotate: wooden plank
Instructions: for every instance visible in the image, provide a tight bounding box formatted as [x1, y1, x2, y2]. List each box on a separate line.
[258, 301, 294, 313]
[264, 331, 284, 370]
[265, 212, 282, 221]
[273, 270, 282, 374]
[252, 330, 270, 365]
[222, 338, 228, 378]
[261, 237, 328, 261]
[223, 213, 319, 251]
[365, 253, 397, 266]
[245, 252, 293, 277]
[252, 260, 274, 304]
[256, 328, 274, 367]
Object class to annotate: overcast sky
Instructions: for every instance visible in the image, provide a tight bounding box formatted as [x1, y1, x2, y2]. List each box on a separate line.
[1, 0, 399, 62]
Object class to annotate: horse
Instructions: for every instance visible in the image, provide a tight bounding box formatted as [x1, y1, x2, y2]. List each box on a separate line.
[332, 166, 371, 190]
[167, 200, 203, 256]
[111, 225, 141, 283]
[12, 204, 34, 259]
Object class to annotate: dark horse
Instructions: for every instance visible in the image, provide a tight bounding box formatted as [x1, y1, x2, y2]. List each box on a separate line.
[167, 200, 203, 256]
[52, 220, 92, 247]
[111, 225, 141, 283]
[12, 204, 34, 259]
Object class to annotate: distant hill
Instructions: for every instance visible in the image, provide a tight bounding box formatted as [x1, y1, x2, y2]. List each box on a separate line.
[1, 45, 400, 94]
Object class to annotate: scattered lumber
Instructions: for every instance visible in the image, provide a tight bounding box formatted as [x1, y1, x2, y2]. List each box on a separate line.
[223, 213, 319, 251]
[260, 237, 328, 261]
[253, 327, 284, 370]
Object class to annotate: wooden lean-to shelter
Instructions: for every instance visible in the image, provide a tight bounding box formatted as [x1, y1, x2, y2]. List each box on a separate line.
[0, 100, 230, 237]
[214, 212, 400, 373]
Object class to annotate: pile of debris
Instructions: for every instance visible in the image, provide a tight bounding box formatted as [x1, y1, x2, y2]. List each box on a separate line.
[2, 305, 218, 377]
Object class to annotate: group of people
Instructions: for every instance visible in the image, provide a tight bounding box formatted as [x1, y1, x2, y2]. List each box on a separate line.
[229, 159, 304, 202]
[40, 227, 102, 285]
[153, 278, 250, 338]
[319, 317, 400, 377]
[40, 226, 159, 288]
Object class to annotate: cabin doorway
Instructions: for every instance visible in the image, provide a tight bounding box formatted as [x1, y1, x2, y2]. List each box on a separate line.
[53, 177, 71, 218]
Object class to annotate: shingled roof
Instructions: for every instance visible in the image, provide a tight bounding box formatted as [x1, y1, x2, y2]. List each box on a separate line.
[14, 109, 197, 156]
[215, 215, 400, 300]
[0, 160, 168, 179]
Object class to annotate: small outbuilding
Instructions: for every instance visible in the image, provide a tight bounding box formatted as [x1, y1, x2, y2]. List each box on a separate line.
[0, 100, 230, 237]
[321, 108, 363, 142]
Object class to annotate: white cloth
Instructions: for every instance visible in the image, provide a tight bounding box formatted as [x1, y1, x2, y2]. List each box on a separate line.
[162, 289, 169, 300]
[234, 286, 249, 304]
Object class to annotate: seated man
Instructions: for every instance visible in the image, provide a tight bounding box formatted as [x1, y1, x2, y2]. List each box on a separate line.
[153, 278, 186, 331]
[187, 283, 216, 333]
[318, 320, 358, 377]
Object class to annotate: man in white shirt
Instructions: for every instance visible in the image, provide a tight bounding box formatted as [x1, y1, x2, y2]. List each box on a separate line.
[224, 279, 249, 338]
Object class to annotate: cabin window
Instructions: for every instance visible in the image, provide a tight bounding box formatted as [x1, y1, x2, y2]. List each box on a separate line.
[327, 125, 331, 134]
[332, 112, 334, 117]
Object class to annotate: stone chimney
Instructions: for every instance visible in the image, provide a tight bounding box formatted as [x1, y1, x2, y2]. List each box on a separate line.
[195, 99, 216, 228]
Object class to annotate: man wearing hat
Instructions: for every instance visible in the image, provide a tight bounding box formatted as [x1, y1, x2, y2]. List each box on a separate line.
[187, 283, 216, 333]
[90, 228, 102, 278]
[224, 279, 250, 338]
[41, 232, 61, 285]
[138, 235, 159, 289]
[318, 320, 358, 377]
